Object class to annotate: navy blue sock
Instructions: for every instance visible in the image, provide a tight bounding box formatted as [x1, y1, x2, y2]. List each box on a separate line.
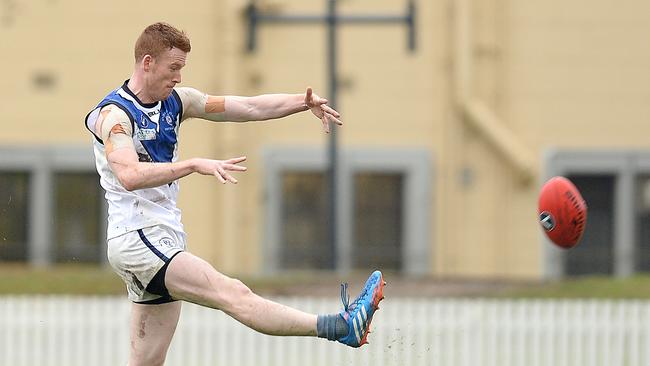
[316, 314, 349, 341]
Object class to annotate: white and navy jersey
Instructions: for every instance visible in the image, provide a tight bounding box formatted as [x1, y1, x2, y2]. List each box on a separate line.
[85, 80, 185, 240]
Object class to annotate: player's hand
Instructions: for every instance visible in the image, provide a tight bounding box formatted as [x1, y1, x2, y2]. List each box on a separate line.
[193, 156, 247, 184]
[304, 87, 342, 133]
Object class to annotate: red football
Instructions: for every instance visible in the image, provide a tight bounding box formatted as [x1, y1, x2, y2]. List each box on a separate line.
[538, 176, 588, 249]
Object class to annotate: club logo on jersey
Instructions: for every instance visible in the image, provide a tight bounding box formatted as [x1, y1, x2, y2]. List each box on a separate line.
[139, 115, 149, 128]
[164, 114, 174, 126]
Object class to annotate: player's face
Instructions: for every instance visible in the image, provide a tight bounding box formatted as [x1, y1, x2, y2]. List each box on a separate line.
[146, 47, 187, 101]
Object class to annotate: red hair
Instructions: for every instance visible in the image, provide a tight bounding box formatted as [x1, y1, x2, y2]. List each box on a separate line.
[134, 22, 191, 62]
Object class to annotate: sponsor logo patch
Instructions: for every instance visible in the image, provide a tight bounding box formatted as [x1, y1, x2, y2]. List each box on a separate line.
[135, 128, 157, 140]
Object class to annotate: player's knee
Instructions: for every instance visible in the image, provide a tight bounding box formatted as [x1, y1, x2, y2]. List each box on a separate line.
[229, 278, 253, 301]
[219, 278, 253, 313]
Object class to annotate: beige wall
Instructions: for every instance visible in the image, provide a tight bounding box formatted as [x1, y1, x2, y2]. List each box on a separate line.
[3, 0, 650, 278]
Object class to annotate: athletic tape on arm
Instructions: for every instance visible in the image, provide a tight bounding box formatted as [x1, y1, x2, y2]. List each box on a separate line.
[97, 105, 134, 155]
[175, 86, 226, 122]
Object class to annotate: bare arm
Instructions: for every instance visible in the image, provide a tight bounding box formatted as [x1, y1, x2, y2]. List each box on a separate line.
[96, 105, 246, 191]
[176, 86, 342, 133]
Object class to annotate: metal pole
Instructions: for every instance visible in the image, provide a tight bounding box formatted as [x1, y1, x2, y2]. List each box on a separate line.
[327, 0, 338, 269]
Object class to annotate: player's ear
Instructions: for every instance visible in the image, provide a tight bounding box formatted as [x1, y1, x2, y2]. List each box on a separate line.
[142, 55, 153, 72]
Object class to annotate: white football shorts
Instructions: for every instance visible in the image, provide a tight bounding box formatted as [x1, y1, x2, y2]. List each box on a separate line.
[107, 225, 186, 303]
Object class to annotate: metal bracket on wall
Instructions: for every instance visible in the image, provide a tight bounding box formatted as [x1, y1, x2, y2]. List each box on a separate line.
[245, 0, 417, 53]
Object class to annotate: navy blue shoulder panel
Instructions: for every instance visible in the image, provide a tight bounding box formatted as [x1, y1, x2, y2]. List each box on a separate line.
[171, 89, 184, 122]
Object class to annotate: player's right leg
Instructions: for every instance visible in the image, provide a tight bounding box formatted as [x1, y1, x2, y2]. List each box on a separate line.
[128, 301, 181, 366]
[107, 226, 188, 364]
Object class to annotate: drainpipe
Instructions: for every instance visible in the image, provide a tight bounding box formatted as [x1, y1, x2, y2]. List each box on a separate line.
[453, 0, 536, 184]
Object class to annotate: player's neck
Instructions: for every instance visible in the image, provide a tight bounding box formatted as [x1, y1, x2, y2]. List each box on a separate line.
[127, 74, 156, 104]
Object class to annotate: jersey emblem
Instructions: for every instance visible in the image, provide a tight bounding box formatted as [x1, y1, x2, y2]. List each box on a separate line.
[164, 113, 174, 126]
[138, 115, 149, 128]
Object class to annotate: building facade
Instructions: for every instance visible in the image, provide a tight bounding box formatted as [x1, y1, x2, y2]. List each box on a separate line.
[2, 0, 650, 279]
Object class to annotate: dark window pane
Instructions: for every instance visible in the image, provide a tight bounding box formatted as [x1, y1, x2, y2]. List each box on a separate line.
[53, 172, 103, 263]
[636, 175, 650, 272]
[0, 172, 30, 261]
[281, 172, 332, 269]
[565, 174, 615, 276]
[353, 173, 403, 271]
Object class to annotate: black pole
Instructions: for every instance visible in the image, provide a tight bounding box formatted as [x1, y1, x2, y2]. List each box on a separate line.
[326, 0, 338, 269]
[245, 1, 417, 271]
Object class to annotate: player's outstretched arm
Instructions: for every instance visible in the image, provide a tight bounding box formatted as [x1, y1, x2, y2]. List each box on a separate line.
[175, 86, 342, 133]
[97, 105, 247, 191]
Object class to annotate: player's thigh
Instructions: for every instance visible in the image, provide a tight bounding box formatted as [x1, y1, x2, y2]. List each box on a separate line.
[129, 301, 182, 366]
[165, 251, 250, 311]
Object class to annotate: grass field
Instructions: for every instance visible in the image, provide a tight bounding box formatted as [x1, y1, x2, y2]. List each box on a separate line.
[498, 274, 650, 299]
[2, 264, 650, 299]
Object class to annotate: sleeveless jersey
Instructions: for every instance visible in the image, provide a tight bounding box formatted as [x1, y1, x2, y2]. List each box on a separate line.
[85, 81, 185, 240]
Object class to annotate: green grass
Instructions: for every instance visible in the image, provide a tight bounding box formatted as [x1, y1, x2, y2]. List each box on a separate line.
[499, 274, 650, 299]
[0, 264, 125, 295]
[3, 265, 650, 299]
[0, 265, 352, 296]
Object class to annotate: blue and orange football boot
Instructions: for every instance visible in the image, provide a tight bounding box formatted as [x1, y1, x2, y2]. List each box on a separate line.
[337, 270, 385, 348]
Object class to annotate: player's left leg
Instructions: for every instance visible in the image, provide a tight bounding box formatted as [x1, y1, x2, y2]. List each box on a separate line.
[164, 251, 385, 347]
[128, 301, 182, 366]
[165, 251, 317, 336]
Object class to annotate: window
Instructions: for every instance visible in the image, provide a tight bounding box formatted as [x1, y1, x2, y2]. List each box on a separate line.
[545, 150, 650, 278]
[636, 175, 650, 272]
[0, 147, 104, 265]
[54, 172, 104, 263]
[0, 172, 30, 261]
[353, 172, 403, 271]
[281, 172, 332, 269]
[564, 175, 615, 275]
[264, 148, 431, 274]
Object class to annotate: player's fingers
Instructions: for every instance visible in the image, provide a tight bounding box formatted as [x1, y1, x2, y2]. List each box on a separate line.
[226, 156, 247, 164]
[217, 165, 240, 183]
[311, 107, 324, 119]
[322, 116, 330, 134]
[327, 113, 343, 126]
[213, 170, 227, 184]
[224, 173, 238, 184]
[322, 104, 340, 117]
[305, 87, 313, 103]
[224, 164, 247, 172]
